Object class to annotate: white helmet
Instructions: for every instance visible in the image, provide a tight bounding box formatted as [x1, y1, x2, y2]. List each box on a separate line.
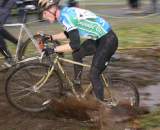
[38, 0, 60, 10]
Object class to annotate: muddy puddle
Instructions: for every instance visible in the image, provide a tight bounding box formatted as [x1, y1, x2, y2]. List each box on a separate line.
[140, 83, 160, 111]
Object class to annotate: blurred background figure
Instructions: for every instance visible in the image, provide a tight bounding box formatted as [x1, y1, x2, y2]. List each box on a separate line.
[0, 0, 18, 67]
[0, 0, 10, 7]
[150, 0, 158, 13]
[67, 0, 79, 7]
[126, 0, 143, 14]
[16, 0, 37, 23]
[128, 0, 140, 9]
[144, 0, 158, 14]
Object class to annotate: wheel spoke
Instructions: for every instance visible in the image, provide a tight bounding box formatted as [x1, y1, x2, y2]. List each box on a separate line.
[12, 91, 33, 101]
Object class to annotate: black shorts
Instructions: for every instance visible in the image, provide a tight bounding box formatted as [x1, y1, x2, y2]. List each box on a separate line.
[75, 30, 118, 71]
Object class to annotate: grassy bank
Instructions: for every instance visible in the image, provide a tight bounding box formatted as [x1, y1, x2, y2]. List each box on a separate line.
[115, 23, 160, 49]
[138, 109, 160, 130]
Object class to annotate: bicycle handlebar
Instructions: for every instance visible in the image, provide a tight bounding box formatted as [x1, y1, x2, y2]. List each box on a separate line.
[34, 33, 64, 58]
[34, 33, 51, 43]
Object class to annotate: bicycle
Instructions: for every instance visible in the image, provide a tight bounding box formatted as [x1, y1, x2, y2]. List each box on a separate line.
[5, 34, 140, 112]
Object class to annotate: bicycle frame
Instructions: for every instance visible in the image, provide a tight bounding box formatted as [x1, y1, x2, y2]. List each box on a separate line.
[34, 54, 113, 99]
[4, 23, 41, 61]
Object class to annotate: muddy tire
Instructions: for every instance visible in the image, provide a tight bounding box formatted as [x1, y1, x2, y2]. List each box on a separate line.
[5, 62, 63, 112]
[104, 77, 139, 107]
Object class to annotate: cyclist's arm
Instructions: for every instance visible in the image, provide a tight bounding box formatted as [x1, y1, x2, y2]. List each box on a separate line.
[54, 29, 80, 53]
[55, 43, 72, 53]
[67, 29, 80, 51]
[51, 32, 67, 40]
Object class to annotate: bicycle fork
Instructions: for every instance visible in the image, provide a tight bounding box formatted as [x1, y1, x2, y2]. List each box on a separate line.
[56, 60, 80, 99]
[33, 56, 58, 92]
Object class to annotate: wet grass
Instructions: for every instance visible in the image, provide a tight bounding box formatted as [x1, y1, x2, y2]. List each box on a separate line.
[115, 23, 160, 49]
[138, 109, 160, 130]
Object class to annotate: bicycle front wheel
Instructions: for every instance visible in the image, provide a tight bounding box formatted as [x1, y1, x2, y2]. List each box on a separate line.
[17, 35, 63, 61]
[17, 36, 40, 61]
[5, 62, 63, 112]
[104, 78, 139, 107]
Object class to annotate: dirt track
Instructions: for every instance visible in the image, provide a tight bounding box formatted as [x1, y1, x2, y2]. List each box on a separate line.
[0, 48, 160, 130]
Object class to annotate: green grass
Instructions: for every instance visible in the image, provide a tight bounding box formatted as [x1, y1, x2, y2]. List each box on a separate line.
[138, 109, 160, 130]
[115, 23, 160, 49]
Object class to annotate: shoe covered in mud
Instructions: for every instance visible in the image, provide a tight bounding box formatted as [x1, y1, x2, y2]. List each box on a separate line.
[1, 57, 15, 68]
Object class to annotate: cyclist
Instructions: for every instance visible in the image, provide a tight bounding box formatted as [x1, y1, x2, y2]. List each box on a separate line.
[38, 0, 118, 101]
[0, 0, 18, 67]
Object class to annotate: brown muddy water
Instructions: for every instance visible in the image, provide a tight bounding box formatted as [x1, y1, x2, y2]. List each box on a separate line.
[140, 83, 160, 111]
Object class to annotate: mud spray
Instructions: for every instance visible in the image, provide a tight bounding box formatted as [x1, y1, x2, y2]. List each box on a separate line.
[48, 93, 149, 130]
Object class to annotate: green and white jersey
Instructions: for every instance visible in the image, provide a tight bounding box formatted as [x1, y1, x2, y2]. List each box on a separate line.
[58, 7, 111, 40]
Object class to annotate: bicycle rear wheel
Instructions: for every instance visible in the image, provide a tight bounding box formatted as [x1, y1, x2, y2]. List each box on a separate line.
[5, 62, 63, 112]
[104, 78, 139, 107]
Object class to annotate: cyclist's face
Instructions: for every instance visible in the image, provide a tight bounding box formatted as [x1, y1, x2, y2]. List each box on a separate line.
[43, 6, 57, 23]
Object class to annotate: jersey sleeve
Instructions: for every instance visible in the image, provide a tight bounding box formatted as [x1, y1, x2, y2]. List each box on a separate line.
[62, 14, 77, 32]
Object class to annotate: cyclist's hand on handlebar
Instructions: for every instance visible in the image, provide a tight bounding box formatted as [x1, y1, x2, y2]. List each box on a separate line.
[42, 48, 55, 55]
[36, 32, 53, 41]
[44, 34, 53, 41]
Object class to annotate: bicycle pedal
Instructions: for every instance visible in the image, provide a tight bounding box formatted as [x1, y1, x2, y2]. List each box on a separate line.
[42, 99, 51, 106]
